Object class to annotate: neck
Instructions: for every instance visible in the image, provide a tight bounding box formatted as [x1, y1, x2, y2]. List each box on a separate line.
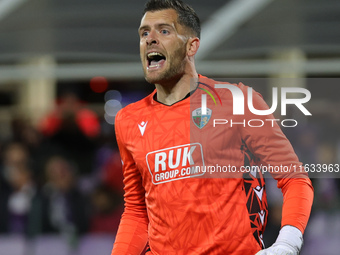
[155, 68, 198, 106]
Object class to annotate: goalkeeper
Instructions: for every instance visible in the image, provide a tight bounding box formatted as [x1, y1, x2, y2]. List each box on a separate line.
[111, 0, 314, 254]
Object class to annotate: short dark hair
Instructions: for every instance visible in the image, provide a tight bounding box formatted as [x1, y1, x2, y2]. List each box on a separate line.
[143, 0, 201, 38]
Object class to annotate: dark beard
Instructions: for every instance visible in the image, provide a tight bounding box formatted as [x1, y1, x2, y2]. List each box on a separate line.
[145, 47, 186, 85]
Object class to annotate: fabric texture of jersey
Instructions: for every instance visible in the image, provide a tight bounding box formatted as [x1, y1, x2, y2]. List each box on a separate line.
[111, 75, 313, 255]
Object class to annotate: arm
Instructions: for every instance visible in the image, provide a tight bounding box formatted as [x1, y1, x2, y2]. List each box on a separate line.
[239, 85, 313, 254]
[255, 177, 313, 255]
[111, 111, 149, 255]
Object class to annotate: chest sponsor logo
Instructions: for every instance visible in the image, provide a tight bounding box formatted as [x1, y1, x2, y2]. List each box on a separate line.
[146, 143, 205, 185]
[192, 108, 212, 129]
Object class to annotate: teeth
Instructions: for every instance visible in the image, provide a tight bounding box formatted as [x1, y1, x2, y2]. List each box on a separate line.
[147, 52, 164, 58]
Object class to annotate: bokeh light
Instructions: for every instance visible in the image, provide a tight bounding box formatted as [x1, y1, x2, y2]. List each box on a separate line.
[104, 99, 122, 125]
[104, 90, 122, 102]
[104, 113, 116, 125]
[90, 76, 109, 93]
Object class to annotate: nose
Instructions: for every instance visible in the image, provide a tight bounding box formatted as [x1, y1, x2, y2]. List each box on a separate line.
[146, 31, 158, 46]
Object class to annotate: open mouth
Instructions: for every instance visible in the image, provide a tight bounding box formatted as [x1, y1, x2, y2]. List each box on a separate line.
[147, 52, 166, 70]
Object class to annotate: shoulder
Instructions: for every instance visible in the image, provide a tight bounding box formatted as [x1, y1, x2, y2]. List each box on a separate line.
[116, 90, 156, 122]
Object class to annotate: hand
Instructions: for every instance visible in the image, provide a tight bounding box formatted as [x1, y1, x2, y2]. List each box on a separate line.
[255, 225, 303, 255]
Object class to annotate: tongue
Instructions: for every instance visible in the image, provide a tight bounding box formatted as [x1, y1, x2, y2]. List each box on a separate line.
[150, 60, 159, 66]
[150, 59, 165, 66]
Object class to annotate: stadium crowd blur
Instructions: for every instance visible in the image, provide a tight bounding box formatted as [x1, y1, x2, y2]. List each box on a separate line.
[0, 90, 124, 243]
[0, 87, 339, 254]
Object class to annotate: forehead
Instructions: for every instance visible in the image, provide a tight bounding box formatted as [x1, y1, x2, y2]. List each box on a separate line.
[139, 9, 179, 28]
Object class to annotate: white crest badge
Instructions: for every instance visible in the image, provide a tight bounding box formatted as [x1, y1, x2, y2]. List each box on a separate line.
[192, 108, 212, 129]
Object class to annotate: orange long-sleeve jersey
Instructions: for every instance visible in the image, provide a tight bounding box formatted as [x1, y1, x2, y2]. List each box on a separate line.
[111, 75, 313, 255]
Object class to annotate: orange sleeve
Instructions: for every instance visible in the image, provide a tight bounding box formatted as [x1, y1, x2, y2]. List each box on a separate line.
[239, 84, 314, 234]
[111, 110, 149, 255]
[277, 177, 314, 234]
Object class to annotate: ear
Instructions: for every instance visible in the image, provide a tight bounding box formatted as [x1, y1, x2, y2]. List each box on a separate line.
[187, 37, 200, 57]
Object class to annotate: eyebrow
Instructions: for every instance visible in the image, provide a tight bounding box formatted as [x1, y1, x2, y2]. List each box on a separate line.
[138, 23, 175, 33]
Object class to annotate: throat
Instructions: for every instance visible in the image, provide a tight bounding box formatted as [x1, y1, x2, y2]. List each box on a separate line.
[155, 84, 191, 106]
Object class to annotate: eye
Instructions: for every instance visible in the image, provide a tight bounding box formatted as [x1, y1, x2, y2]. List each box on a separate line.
[141, 31, 149, 37]
[160, 29, 169, 35]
